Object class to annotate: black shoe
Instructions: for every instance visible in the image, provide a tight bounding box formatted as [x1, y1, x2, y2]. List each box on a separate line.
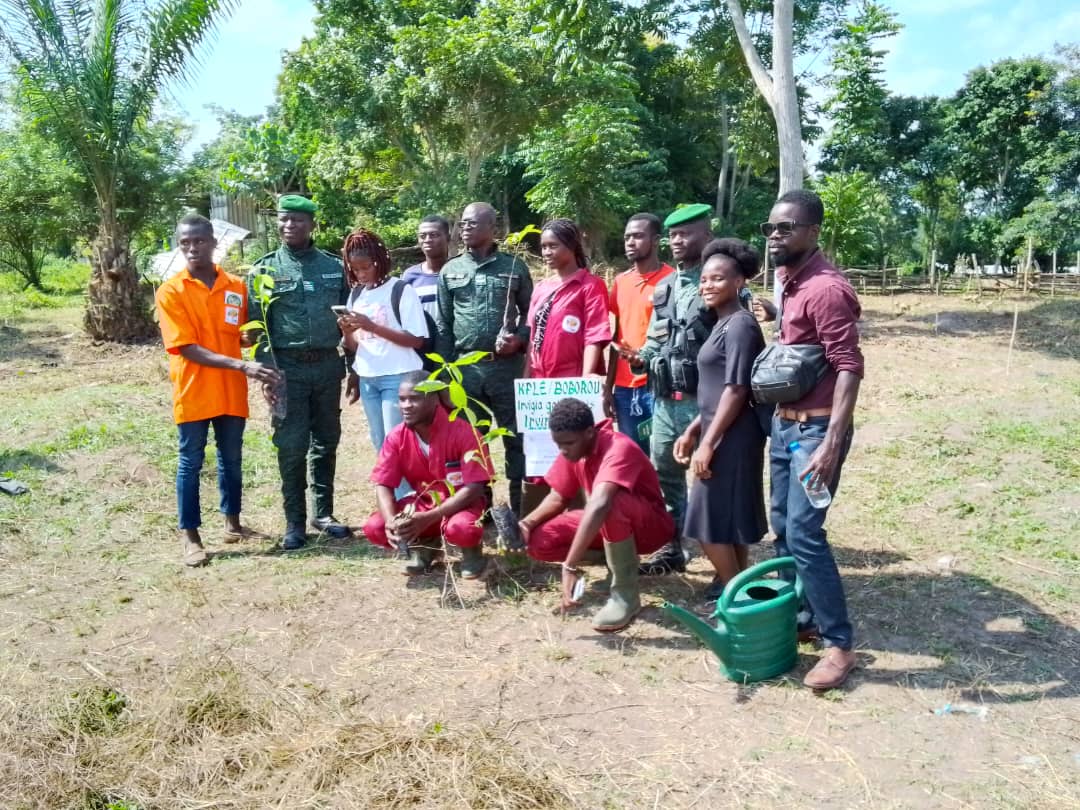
[283, 522, 307, 551]
[703, 577, 725, 601]
[402, 546, 436, 576]
[310, 516, 351, 539]
[638, 541, 687, 575]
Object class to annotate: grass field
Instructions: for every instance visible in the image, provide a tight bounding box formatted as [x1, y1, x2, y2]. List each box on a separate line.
[1, 282, 1078, 809]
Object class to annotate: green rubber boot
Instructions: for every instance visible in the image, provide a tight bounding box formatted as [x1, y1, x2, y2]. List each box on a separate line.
[460, 544, 487, 579]
[592, 538, 641, 632]
[402, 545, 435, 576]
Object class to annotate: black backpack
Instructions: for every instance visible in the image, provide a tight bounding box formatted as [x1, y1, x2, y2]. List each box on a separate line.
[389, 278, 439, 371]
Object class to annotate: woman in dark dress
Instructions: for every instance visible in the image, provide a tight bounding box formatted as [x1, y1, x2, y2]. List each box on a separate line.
[674, 238, 767, 599]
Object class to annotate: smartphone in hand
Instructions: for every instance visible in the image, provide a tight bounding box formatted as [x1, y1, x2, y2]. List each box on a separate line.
[331, 305, 349, 316]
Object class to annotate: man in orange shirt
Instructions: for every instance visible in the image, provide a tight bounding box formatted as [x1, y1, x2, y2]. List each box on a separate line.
[155, 215, 281, 567]
[603, 213, 674, 454]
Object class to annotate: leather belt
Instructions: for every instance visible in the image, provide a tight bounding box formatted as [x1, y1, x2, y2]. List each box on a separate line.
[278, 348, 340, 363]
[777, 407, 832, 423]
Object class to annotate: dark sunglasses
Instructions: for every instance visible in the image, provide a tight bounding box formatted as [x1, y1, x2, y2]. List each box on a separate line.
[759, 220, 813, 238]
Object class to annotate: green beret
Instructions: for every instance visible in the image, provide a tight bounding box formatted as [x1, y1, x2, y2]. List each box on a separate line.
[277, 194, 317, 215]
[664, 203, 712, 229]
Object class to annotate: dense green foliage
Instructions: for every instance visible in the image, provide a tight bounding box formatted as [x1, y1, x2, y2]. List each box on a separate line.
[0, 123, 85, 289]
[191, 0, 1077, 271]
[0, 0, 238, 340]
[2, 0, 1077, 309]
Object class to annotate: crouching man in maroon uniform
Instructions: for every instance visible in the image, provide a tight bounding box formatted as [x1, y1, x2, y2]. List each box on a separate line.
[363, 371, 492, 578]
[519, 398, 674, 632]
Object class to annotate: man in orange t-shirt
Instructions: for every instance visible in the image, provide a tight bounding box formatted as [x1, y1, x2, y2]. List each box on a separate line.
[155, 214, 280, 567]
[603, 213, 674, 454]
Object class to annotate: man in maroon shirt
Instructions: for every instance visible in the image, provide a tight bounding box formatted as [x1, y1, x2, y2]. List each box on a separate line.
[762, 189, 863, 690]
[362, 371, 493, 578]
[518, 398, 674, 632]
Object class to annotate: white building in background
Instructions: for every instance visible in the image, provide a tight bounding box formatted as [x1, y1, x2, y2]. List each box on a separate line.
[148, 219, 251, 282]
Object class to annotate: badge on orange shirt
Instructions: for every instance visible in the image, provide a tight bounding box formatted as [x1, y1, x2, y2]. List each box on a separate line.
[225, 291, 243, 308]
[224, 306, 240, 325]
[562, 315, 581, 334]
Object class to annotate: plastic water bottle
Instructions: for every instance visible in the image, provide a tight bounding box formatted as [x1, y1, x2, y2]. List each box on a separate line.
[789, 441, 832, 509]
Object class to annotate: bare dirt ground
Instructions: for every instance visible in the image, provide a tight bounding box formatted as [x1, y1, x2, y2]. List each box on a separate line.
[1, 292, 1078, 809]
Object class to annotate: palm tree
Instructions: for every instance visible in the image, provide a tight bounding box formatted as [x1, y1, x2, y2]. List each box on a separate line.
[0, 0, 238, 341]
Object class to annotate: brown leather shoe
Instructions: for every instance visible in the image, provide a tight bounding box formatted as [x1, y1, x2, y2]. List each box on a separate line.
[223, 526, 266, 544]
[183, 540, 209, 568]
[803, 647, 856, 690]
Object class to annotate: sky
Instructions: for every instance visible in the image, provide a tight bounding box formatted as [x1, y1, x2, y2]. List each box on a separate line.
[880, 0, 1079, 98]
[168, 0, 316, 150]
[171, 0, 1078, 151]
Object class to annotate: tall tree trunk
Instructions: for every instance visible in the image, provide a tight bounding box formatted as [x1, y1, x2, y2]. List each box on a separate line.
[725, 0, 805, 194]
[716, 91, 731, 221]
[731, 161, 751, 215]
[84, 212, 155, 342]
[466, 149, 483, 196]
[727, 159, 739, 220]
[501, 144, 511, 233]
[926, 206, 940, 269]
[771, 0, 803, 194]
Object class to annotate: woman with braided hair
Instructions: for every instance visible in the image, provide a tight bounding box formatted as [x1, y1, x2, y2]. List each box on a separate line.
[524, 219, 611, 380]
[336, 229, 429, 478]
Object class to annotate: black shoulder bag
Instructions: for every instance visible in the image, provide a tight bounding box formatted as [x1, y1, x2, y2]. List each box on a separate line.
[750, 284, 830, 405]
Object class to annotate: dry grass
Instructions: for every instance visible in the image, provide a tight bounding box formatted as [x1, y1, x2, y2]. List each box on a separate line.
[0, 658, 576, 809]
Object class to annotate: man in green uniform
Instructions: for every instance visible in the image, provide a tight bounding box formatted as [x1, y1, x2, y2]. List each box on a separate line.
[249, 195, 351, 550]
[435, 202, 533, 515]
[631, 204, 714, 574]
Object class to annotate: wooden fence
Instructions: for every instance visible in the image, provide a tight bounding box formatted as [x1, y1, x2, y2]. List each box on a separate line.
[820, 267, 1080, 297]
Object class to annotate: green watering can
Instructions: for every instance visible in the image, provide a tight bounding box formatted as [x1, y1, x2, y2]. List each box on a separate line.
[661, 557, 803, 683]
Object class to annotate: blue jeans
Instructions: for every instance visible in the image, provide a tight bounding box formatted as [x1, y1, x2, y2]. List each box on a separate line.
[612, 385, 653, 456]
[177, 415, 245, 530]
[359, 371, 410, 498]
[769, 415, 854, 650]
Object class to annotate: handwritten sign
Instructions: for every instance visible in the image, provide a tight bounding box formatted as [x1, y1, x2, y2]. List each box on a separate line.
[515, 377, 606, 477]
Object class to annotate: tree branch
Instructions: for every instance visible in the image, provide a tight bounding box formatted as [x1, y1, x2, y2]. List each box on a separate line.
[725, 0, 775, 108]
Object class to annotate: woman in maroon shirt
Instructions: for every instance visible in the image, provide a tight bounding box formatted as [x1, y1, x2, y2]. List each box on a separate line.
[525, 219, 611, 379]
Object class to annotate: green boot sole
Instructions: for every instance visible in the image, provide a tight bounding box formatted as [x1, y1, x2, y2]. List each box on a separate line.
[593, 593, 641, 631]
[459, 545, 487, 579]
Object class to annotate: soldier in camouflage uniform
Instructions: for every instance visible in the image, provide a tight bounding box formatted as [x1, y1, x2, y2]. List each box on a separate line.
[633, 204, 714, 574]
[435, 202, 533, 515]
[249, 195, 351, 550]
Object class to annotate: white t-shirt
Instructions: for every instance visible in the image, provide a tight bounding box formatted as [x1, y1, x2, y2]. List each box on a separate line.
[347, 279, 428, 378]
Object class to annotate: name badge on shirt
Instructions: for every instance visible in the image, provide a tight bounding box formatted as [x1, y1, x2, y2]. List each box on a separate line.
[445, 460, 464, 488]
[224, 291, 243, 307]
[224, 306, 240, 325]
[562, 315, 581, 334]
